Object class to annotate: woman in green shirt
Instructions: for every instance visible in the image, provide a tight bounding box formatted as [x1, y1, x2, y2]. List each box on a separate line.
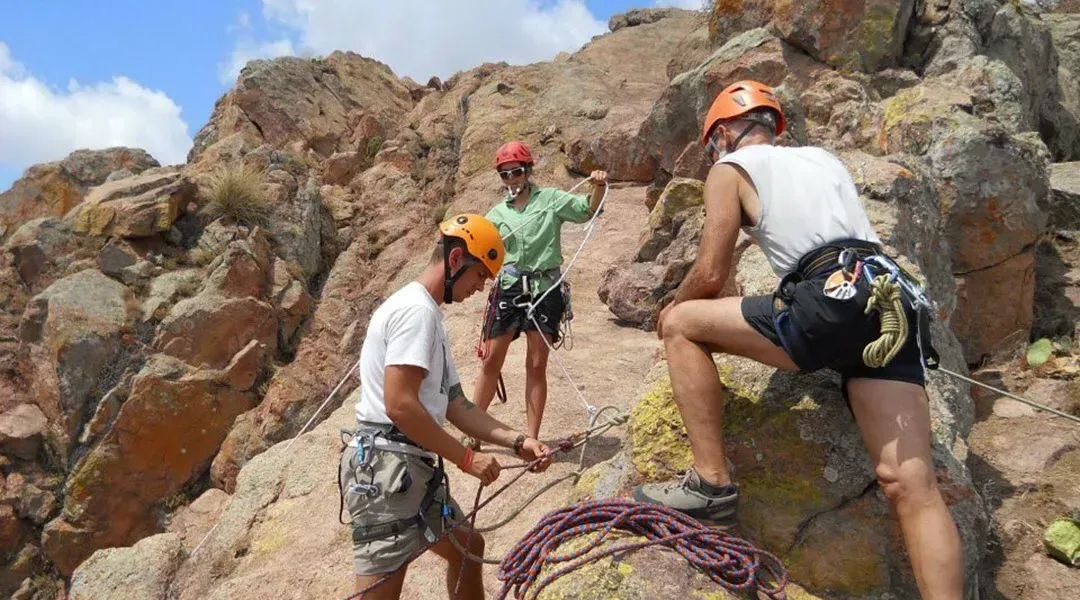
[470, 141, 608, 443]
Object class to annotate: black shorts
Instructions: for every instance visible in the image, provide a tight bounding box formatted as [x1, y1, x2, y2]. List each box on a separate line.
[483, 281, 566, 342]
[741, 269, 926, 395]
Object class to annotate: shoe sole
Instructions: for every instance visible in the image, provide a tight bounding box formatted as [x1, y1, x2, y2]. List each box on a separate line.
[632, 492, 738, 530]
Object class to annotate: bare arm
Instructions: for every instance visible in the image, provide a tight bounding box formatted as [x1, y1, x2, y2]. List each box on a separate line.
[384, 365, 469, 467]
[670, 163, 744, 305]
[446, 383, 522, 449]
[588, 170, 608, 214]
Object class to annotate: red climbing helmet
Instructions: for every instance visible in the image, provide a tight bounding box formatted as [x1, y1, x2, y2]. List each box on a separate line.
[494, 141, 534, 169]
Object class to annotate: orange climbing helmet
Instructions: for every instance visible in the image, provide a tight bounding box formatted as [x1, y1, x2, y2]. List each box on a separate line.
[439, 213, 505, 278]
[494, 141, 534, 169]
[701, 80, 786, 144]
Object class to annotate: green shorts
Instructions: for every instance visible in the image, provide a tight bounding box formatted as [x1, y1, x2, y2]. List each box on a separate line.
[339, 436, 463, 575]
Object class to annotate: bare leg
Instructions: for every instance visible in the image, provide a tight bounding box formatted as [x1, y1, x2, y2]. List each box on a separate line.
[847, 377, 963, 600]
[430, 529, 486, 600]
[523, 330, 553, 439]
[661, 297, 798, 485]
[353, 568, 406, 600]
[473, 331, 515, 411]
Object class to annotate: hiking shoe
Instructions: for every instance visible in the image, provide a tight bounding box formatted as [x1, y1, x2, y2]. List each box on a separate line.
[633, 469, 739, 526]
[460, 435, 481, 451]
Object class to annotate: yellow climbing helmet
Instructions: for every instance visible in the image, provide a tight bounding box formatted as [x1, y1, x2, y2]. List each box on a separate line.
[439, 214, 505, 278]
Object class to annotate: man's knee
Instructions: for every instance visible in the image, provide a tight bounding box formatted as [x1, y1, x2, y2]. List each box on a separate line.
[876, 458, 936, 507]
[661, 303, 694, 343]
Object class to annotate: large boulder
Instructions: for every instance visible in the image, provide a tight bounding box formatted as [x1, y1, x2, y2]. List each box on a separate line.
[0, 404, 47, 460]
[449, 10, 702, 210]
[153, 229, 278, 369]
[640, 28, 823, 183]
[19, 270, 137, 451]
[575, 353, 987, 599]
[0, 148, 158, 240]
[66, 168, 196, 238]
[598, 177, 742, 329]
[902, 1, 1080, 160]
[169, 405, 360, 600]
[1050, 160, 1080, 229]
[982, 3, 1080, 161]
[187, 52, 414, 167]
[709, 0, 916, 73]
[69, 533, 183, 600]
[209, 238, 383, 491]
[926, 127, 1051, 361]
[2, 218, 98, 296]
[42, 344, 261, 575]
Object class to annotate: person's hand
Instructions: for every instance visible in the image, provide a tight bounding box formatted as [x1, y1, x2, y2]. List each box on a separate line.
[656, 301, 675, 340]
[466, 452, 501, 486]
[589, 170, 608, 187]
[517, 437, 552, 472]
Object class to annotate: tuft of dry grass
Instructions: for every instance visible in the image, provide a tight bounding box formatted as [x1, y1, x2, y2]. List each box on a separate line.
[200, 165, 272, 226]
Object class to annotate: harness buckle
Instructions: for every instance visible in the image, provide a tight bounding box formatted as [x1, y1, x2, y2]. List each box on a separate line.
[512, 292, 533, 308]
[349, 482, 380, 497]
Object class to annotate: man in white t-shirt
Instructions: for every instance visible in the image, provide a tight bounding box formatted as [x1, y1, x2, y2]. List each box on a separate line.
[632, 81, 963, 600]
[340, 213, 551, 600]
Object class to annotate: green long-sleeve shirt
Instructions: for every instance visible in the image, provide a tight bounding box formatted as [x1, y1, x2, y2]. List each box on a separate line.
[485, 185, 593, 293]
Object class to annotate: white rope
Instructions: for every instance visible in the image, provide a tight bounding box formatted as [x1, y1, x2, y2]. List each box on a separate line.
[512, 176, 611, 420]
[191, 360, 361, 556]
[285, 360, 360, 451]
[529, 310, 595, 419]
[498, 179, 590, 243]
[529, 181, 609, 312]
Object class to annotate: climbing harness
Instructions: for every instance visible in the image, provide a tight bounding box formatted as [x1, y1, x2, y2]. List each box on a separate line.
[338, 425, 449, 544]
[800, 242, 1080, 426]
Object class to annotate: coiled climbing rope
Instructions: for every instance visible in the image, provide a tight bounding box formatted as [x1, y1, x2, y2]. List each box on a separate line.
[494, 498, 788, 600]
[862, 274, 908, 368]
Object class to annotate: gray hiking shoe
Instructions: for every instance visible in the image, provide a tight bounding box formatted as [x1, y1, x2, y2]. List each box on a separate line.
[633, 469, 739, 526]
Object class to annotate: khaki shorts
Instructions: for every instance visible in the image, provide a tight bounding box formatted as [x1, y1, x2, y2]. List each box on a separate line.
[339, 434, 463, 575]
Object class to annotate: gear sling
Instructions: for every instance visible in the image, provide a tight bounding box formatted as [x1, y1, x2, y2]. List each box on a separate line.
[771, 239, 940, 373]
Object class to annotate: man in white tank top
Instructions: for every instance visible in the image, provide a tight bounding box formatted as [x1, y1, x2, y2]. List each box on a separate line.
[632, 81, 963, 599]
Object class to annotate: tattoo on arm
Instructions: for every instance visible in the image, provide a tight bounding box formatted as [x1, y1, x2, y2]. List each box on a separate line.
[449, 384, 476, 410]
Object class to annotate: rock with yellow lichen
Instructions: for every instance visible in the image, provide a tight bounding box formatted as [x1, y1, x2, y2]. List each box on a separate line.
[573, 353, 987, 599]
[534, 530, 827, 600]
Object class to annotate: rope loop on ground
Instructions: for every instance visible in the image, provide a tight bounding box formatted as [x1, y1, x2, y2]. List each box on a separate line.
[494, 498, 788, 600]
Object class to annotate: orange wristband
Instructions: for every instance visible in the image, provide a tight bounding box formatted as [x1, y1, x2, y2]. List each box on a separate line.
[459, 448, 475, 472]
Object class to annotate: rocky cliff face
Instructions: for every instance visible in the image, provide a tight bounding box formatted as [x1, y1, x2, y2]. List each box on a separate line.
[2, 4, 1080, 600]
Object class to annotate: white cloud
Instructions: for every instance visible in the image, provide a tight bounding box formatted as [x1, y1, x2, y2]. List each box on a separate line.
[655, 0, 704, 8]
[0, 42, 192, 172]
[233, 0, 608, 82]
[220, 38, 296, 84]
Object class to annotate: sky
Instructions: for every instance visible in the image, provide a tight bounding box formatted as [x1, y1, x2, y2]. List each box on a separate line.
[0, 0, 702, 192]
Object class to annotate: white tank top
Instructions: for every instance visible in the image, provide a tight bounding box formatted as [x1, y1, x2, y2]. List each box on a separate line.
[720, 144, 881, 277]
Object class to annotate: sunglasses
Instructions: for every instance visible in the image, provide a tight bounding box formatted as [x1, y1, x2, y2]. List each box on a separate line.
[498, 166, 527, 180]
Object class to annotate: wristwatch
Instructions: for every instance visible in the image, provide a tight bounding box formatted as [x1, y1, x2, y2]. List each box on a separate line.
[512, 434, 527, 455]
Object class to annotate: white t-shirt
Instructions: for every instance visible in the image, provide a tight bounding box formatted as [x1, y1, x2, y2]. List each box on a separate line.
[720, 144, 881, 277]
[355, 282, 459, 426]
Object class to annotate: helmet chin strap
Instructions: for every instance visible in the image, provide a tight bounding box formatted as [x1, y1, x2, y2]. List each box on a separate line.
[710, 121, 769, 164]
[442, 237, 473, 304]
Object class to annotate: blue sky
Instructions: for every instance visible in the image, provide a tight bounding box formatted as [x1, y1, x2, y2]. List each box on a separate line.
[0, 1, 699, 192]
